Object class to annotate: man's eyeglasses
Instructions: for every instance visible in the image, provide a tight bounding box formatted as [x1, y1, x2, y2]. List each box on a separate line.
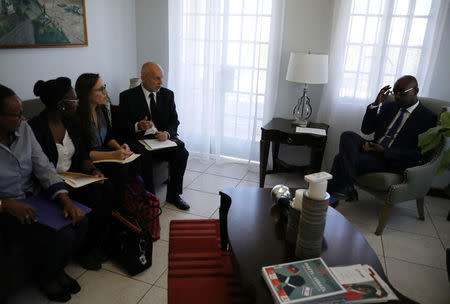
[390, 87, 415, 96]
[91, 85, 107, 93]
[62, 98, 79, 104]
[1, 111, 24, 118]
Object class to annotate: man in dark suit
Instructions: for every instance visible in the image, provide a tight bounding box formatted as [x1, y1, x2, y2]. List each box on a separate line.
[328, 75, 437, 201]
[119, 62, 190, 210]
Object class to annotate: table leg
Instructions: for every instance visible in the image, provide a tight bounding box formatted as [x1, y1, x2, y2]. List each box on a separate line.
[260, 139, 270, 188]
[219, 191, 232, 251]
[310, 146, 325, 173]
[272, 142, 280, 172]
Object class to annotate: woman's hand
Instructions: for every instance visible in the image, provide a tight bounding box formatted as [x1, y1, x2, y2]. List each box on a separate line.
[91, 169, 104, 178]
[112, 149, 132, 160]
[121, 143, 130, 151]
[3, 199, 37, 224]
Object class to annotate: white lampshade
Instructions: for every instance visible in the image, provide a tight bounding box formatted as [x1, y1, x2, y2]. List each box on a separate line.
[286, 52, 328, 84]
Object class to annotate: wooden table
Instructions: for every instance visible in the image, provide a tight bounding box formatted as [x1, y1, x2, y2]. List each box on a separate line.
[218, 188, 417, 304]
[260, 118, 329, 187]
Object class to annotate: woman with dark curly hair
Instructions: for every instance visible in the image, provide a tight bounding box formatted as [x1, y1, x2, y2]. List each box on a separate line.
[29, 77, 113, 271]
[0, 84, 87, 302]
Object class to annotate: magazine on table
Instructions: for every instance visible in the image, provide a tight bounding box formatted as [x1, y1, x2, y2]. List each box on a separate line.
[261, 258, 347, 303]
[58, 171, 107, 188]
[329, 264, 398, 303]
[92, 153, 140, 164]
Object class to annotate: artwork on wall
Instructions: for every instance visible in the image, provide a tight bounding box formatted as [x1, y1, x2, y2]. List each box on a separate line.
[0, 0, 87, 48]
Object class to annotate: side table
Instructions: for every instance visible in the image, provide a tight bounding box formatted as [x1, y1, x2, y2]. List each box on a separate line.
[259, 118, 329, 187]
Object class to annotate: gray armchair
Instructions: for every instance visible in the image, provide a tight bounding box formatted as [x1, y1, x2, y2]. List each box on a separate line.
[355, 97, 450, 235]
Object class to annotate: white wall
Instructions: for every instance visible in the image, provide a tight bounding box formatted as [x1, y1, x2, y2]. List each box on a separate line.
[135, 0, 169, 81]
[0, 0, 136, 105]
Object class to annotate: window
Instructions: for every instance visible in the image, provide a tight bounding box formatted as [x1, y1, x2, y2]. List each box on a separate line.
[340, 0, 437, 99]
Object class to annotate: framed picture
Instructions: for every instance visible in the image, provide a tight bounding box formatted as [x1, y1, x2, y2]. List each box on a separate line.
[0, 0, 88, 48]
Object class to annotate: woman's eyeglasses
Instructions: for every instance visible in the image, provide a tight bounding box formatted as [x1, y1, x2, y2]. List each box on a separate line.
[91, 85, 107, 93]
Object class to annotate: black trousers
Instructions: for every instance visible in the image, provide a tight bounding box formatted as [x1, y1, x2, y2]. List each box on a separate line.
[70, 180, 113, 253]
[0, 212, 87, 283]
[328, 131, 392, 192]
[128, 138, 189, 200]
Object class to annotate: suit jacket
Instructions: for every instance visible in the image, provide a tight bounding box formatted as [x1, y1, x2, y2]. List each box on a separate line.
[119, 85, 180, 140]
[29, 112, 90, 173]
[361, 101, 437, 170]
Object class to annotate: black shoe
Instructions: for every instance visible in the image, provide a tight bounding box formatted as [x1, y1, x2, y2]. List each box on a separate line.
[168, 196, 190, 210]
[331, 187, 359, 201]
[58, 271, 81, 294]
[40, 280, 71, 302]
[77, 252, 102, 271]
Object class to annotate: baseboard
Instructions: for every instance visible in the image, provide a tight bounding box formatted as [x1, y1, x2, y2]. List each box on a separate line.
[427, 187, 450, 199]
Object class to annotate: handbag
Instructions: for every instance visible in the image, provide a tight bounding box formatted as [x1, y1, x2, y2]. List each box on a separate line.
[108, 211, 153, 276]
[123, 176, 162, 241]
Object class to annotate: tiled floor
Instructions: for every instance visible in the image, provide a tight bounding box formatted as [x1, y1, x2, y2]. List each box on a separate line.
[7, 157, 450, 304]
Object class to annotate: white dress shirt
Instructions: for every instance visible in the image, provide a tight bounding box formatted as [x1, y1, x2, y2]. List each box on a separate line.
[55, 131, 75, 172]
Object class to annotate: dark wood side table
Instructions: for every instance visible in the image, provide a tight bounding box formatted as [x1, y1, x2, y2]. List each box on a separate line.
[260, 118, 329, 187]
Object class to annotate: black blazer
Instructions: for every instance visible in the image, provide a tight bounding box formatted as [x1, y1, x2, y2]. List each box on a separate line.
[29, 112, 90, 173]
[119, 85, 180, 140]
[361, 101, 437, 170]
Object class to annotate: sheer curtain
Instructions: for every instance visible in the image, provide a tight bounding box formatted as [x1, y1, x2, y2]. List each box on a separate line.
[168, 0, 285, 163]
[317, 0, 449, 171]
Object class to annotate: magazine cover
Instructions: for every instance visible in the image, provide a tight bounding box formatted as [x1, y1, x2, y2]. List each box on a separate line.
[330, 264, 398, 303]
[261, 258, 347, 304]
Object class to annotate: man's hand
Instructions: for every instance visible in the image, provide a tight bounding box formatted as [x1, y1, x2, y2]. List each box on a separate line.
[373, 85, 391, 106]
[137, 116, 153, 131]
[3, 199, 37, 224]
[59, 194, 85, 225]
[362, 141, 384, 152]
[155, 131, 169, 141]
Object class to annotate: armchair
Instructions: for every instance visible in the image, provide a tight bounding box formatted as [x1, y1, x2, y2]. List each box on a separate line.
[355, 97, 450, 235]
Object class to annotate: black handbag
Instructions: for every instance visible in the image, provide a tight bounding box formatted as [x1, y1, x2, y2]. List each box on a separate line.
[107, 211, 153, 276]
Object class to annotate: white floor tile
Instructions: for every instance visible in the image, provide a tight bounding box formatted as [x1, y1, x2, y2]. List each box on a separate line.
[65, 269, 150, 304]
[205, 162, 249, 179]
[165, 188, 220, 218]
[138, 285, 167, 304]
[187, 173, 240, 194]
[350, 221, 383, 256]
[154, 269, 167, 289]
[236, 180, 259, 188]
[385, 257, 450, 304]
[383, 229, 446, 269]
[209, 207, 220, 219]
[284, 172, 308, 188]
[377, 254, 387, 275]
[336, 200, 380, 232]
[243, 171, 259, 182]
[431, 215, 450, 241]
[426, 196, 450, 217]
[65, 261, 87, 279]
[158, 207, 206, 241]
[182, 170, 201, 188]
[263, 173, 288, 188]
[386, 206, 438, 237]
[186, 158, 214, 173]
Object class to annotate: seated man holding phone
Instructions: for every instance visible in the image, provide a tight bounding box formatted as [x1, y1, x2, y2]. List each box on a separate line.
[327, 75, 437, 201]
[119, 62, 190, 210]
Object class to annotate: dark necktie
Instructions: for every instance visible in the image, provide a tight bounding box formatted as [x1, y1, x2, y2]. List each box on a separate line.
[380, 108, 407, 148]
[149, 93, 158, 121]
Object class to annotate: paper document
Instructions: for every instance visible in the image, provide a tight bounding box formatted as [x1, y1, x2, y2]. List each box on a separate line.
[58, 172, 107, 188]
[19, 196, 91, 230]
[295, 127, 326, 136]
[93, 153, 140, 164]
[140, 139, 177, 151]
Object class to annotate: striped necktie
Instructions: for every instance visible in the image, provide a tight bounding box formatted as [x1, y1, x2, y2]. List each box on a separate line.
[380, 108, 407, 148]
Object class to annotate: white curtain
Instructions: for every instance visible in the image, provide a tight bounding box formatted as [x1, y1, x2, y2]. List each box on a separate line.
[168, 0, 285, 164]
[317, 0, 449, 171]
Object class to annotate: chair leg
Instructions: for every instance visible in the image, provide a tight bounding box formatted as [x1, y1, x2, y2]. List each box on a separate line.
[375, 204, 392, 236]
[416, 198, 425, 221]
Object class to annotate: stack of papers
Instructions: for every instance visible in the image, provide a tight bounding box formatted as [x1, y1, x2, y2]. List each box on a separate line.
[295, 127, 326, 136]
[58, 172, 107, 188]
[140, 139, 177, 151]
[93, 153, 140, 164]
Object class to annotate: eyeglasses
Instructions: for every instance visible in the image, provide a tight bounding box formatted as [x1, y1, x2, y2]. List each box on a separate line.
[1, 111, 24, 118]
[91, 85, 107, 93]
[390, 87, 415, 96]
[62, 98, 79, 104]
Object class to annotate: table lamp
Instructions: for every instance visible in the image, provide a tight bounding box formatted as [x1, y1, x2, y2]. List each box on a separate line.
[286, 52, 328, 126]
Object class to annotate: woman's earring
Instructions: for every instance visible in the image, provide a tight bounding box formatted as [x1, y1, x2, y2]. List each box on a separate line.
[62, 106, 66, 111]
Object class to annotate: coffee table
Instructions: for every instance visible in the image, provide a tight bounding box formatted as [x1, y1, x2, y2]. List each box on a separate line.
[218, 188, 417, 304]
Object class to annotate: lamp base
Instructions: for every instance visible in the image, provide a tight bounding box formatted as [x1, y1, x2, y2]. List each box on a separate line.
[291, 119, 308, 127]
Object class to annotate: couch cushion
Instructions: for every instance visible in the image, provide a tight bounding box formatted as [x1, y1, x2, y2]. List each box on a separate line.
[356, 172, 403, 192]
[22, 98, 45, 120]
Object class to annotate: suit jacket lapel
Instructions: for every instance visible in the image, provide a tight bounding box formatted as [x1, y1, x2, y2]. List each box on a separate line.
[136, 86, 151, 119]
[397, 103, 422, 136]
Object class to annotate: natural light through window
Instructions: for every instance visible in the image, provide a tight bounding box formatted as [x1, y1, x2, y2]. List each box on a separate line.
[340, 0, 435, 99]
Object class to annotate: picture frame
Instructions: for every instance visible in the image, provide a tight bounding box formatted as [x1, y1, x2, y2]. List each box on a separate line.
[0, 0, 88, 49]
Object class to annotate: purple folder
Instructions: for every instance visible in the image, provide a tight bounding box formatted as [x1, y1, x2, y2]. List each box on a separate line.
[19, 196, 91, 230]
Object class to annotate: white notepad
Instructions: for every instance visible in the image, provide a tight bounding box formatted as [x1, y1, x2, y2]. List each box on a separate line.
[140, 139, 177, 151]
[58, 172, 107, 188]
[92, 153, 141, 164]
[295, 127, 326, 136]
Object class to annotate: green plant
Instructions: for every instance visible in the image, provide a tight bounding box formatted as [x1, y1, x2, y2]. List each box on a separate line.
[418, 112, 450, 175]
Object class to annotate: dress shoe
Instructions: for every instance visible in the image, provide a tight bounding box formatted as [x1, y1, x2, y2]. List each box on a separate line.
[58, 271, 81, 294]
[331, 187, 359, 201]
[40, 280, 71, 302]
[168, 196, 190, 210]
